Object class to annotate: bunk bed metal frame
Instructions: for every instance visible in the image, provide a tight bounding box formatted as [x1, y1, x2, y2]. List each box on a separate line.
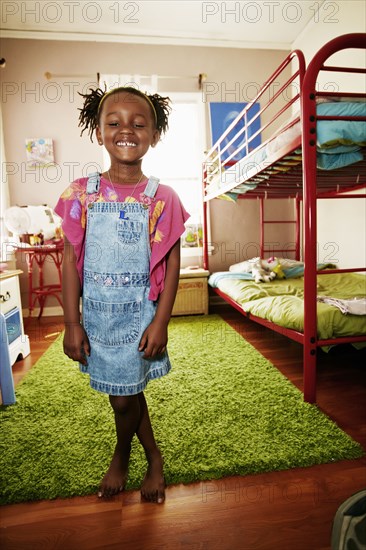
[202, 34, 366, 403]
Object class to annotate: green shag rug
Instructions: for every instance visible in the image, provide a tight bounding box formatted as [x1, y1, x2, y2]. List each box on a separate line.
[0, 315, 363, 504]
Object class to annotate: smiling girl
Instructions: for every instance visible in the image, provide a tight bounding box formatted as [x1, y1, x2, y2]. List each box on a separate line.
[55, 87, 189, 503]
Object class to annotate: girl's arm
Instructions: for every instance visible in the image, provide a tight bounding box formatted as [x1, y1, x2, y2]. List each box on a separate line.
[62, 235, 90, 364]
[139, 239, 180, 358]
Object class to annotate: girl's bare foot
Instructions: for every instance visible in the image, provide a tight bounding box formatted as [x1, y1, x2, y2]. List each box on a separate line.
[141, 449, 165, 504]
[98, 445, 129, 498]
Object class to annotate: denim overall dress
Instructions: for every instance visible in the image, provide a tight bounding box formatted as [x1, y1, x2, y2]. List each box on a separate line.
[80, 172, 171, 395]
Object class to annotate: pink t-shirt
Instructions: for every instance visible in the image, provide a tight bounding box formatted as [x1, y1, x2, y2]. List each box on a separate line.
[54, 176, 190, 300]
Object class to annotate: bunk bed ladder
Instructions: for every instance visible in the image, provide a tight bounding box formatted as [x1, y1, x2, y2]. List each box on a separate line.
[259, 197, 301, 260]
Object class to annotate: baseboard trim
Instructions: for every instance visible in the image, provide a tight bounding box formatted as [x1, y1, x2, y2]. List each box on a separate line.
[23, 306, 64, 318]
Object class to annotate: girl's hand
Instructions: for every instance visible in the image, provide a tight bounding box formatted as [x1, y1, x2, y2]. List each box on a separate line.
[63, 323, 90, 365]
[139, 320, 168, 359]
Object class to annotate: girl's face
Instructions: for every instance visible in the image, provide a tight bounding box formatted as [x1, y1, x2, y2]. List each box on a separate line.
[96, 91, 159, 167]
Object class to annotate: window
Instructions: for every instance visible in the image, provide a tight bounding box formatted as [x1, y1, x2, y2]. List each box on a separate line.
[143, 92, 205, 228]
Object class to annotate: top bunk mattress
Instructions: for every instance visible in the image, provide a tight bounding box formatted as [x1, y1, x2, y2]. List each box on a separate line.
[204, 102, 366, 201]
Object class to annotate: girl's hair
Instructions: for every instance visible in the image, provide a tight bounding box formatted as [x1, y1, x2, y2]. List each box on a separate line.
[78, 86, 171, 142]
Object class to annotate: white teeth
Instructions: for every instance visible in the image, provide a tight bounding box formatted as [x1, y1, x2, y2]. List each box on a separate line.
[116, 141, 136, 147]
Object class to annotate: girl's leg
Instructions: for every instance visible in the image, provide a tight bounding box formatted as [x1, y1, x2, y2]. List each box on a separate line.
[98, 394, 140, 498]
[136, 392, 165, 504]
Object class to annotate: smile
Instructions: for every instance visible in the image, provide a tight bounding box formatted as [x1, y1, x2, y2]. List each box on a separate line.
[116, 141, 137, 147]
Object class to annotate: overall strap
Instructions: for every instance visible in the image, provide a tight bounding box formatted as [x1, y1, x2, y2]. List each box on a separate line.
[86, 172, 101, 194]
[143, 176, 160, 198]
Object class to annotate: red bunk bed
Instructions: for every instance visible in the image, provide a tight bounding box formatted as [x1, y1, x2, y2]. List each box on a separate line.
[202, 34, 366, 403]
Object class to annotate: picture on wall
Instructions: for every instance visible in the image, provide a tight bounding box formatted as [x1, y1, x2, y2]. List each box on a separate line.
[209, 102, 261, 163]
[25, 138, 55, 168]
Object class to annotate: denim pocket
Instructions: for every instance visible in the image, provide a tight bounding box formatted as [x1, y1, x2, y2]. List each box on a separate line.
[117, 219, 143, 245]
[84, 297, 141, 346]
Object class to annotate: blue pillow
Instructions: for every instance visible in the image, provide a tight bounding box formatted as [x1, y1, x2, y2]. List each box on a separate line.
[316, 102, 366, 148]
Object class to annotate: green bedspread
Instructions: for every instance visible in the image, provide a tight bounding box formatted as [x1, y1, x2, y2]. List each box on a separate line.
[214, 273, 366, 340]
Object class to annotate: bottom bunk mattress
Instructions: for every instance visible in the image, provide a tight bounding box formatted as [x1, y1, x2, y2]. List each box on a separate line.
[209, 272, 366, 340]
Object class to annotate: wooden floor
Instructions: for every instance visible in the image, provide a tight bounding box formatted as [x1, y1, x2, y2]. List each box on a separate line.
[1, 310, 365, 550]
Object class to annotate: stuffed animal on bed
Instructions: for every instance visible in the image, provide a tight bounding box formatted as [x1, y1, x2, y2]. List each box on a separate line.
[229, 256, 285, 283]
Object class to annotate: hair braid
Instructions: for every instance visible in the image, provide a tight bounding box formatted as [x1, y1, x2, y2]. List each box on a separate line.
[147, 93, 171, 135]
[78, 87, 105, 142]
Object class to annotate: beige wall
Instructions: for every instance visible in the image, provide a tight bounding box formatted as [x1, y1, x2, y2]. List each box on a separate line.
[1, 38, 292, 312]
[209, 199, 298, 273]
